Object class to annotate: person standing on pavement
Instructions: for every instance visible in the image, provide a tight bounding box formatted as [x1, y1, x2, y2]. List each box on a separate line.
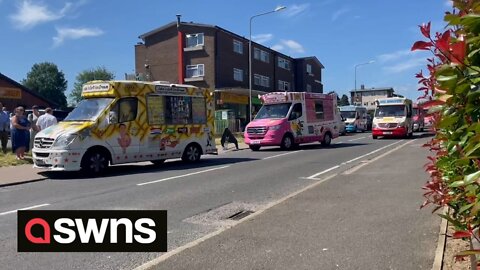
[27, 105, 40, 151]
[11, 106, 31, 160]
[0, 102, 10, 154]
[36, 107, 57, 131]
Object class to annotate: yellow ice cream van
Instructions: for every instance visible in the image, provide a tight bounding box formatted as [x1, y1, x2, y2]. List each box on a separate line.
[32, 81, 217, 173]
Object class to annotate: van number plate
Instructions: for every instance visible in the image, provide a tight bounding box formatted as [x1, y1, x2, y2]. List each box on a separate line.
[251, 140, 262, 144]
[383, 131, 392, 135]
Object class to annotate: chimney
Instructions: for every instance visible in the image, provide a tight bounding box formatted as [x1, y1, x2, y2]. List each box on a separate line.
[361, 84, 365, 90]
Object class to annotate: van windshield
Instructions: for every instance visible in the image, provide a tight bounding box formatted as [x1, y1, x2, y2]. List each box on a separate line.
[64, 98, 113, 121]
[375, 105, 405, 117]
[255, 103, 291, 119]
[340, 111, 356, 119]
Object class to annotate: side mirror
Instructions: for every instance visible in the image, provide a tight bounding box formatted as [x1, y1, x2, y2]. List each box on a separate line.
[109, 111, 117, 124]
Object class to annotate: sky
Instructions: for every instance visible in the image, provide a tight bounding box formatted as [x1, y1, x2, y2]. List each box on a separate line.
[0, 0, 451, 104]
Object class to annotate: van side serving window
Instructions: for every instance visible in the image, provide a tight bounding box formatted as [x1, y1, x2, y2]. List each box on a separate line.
[147, 95, 206, 125]
[315, 101, 324, 119]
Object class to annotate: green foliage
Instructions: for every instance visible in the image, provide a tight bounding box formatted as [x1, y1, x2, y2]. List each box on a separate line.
[416, 0, 480, 251]
[22, 62, 68, 109]
[70, 66, 115, 104]
[339, 94, 350, 106]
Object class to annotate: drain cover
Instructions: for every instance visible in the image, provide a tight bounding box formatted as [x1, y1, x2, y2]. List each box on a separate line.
[228, 210, 254, 220]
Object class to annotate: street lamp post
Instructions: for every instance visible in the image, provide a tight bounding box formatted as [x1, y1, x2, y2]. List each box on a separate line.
[354, 60, 375, 105]
[249, 6, 286, 122]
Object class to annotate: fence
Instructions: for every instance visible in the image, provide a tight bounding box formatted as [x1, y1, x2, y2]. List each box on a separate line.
[214, 119, 242, 135]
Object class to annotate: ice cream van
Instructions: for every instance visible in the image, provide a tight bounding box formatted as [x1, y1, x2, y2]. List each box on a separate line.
[372, 97, 413, 139]
[32, 81, 217, 174]
[338, 105, 368, 133]
[244, 92, 341, 151]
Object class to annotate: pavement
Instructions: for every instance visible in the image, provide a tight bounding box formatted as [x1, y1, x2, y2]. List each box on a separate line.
[142, 138, 440, 270]
[0, 141, 248, 187]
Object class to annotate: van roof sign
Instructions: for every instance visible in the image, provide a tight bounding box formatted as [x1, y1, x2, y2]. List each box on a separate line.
[82, 83, 111, 93]
[378, 98, 405, 104]
[154, 85, 187, 94]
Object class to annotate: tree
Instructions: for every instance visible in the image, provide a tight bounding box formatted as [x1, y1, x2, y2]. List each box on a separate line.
[339, 94, 350, 106]
[70, 66, 115, 104]
[22, 62, 68, 109]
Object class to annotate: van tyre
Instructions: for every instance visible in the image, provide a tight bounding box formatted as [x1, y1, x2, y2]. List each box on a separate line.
[321, 133, 332, 146]
[372, 135, 378, 139]
[249, 145, 261, 151]
[182, 144, 201, 162]
[280, 134, 294, 150]
[81, 151, 109, 175]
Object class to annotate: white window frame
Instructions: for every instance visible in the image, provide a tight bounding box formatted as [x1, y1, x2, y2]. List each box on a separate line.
[186, 64, 205, 78]
[253, 48, 269, 63]
[186, 33, 204, 48]
[233, 68, 243, 81]
[233, 40, 243, 54]
[254, 74, 270, 87]
[306, 64, 312, 74]
[278, 80, 290, 91]
[278, 57, 290, 70]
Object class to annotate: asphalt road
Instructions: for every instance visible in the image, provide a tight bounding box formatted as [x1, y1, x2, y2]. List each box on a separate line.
[0, 132, 437, 270]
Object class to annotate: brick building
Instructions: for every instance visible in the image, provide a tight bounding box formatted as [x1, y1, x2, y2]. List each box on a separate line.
[0, 73, 57, 113]
[134, 20, 324, 132]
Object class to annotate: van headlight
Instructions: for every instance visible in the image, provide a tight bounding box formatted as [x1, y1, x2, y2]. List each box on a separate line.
[51, 134, 77, 149]
[270, 125, 282, 131]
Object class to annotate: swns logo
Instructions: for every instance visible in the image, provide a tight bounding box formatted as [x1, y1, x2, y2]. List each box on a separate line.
[18, 210, 167, 252]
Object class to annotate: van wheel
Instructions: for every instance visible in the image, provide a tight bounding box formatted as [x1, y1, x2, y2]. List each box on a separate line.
[182, 144, 201, 162]
[151, 159, 166, 165]
[321, 133, 332, 146]
[280, 134, 294, 150]
[372, 135, 378, 139]
[249, 145, 261, 151]
[81, 151, 109, 175]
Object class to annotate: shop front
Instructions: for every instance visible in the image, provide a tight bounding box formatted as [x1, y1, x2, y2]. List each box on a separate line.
[214, 88, 264, 135]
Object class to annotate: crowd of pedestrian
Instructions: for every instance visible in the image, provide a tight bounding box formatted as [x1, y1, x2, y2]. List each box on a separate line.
[0, 102, 58, 160]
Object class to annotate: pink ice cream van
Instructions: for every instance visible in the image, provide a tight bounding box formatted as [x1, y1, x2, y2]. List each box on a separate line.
[244, 92, 341, 151]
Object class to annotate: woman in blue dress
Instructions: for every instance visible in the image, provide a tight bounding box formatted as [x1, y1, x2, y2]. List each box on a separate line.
[11, 106, 31, 160]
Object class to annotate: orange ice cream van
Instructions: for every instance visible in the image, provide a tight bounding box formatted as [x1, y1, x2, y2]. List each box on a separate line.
[32, 81, 216, 173]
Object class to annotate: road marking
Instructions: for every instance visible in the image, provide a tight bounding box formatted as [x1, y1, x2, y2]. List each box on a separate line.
[348, 136, 366, 142]
[262, 150, 302, 160]
[0, 203, 50, 216]
[133, 174, 338, 270]
[137, 166, 230, 186]
[306, 140, 403, 179]
[342, 140, 415, 175]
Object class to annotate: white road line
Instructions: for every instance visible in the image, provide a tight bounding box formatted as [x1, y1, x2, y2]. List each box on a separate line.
[306, 140, 403, 179]
[0, 203, 50, 216]
[343, 140, 415, 174]
[137, 166, 230, 186]
[262, 150, 302, 160]
[348, 136, 366, 142]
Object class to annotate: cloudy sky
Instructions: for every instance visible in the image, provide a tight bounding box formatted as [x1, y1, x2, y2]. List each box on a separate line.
[0, 0, 448, 102]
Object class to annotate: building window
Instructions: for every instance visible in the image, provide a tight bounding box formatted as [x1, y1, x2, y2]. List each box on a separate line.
[254, 74, 269, 87]
[278, 57, 290, 70]
[306, 84, 312, 92]
[253, 48, 269, 63]
[186, 64, 205, 78]
[186, 33, 204, 48]
[233, 40, 243, 54]
[278, 80, 290, 91]
[233, 68, 243, 81]
[306, 64, 312, 74]
[314, 101, 324, 119]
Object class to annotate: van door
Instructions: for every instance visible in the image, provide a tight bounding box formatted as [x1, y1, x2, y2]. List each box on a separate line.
[288, 103, 305, 139]
[107, 97, 140, 161]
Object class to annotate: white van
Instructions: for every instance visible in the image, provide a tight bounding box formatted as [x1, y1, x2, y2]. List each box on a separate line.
[339, 105, 368, 133]
[372, 97, 413, 139]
